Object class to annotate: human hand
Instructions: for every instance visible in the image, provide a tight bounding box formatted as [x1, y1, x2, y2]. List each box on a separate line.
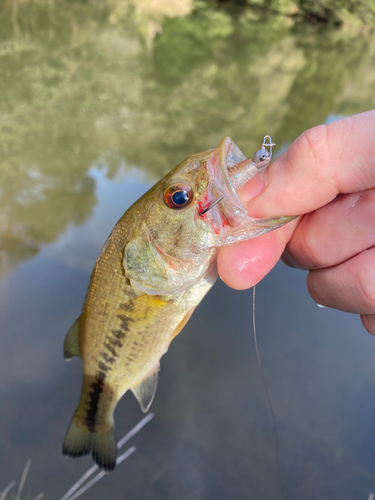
[217, 109, 375, 335]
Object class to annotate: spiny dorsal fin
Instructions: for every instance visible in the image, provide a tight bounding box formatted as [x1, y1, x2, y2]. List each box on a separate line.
[131, 368, 159, 413]
[64, 317, 81, 360]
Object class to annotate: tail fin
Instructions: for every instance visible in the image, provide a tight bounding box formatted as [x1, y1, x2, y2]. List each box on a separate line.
[92, 429, 117, 471]
[62, 415, 117, 471]
[62, 417, 91, 458]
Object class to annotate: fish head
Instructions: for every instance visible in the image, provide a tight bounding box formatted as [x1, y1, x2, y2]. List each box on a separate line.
[124, 137, 294, 295]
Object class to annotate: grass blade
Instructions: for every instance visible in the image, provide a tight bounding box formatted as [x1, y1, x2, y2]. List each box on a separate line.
[60, 413, 154, 500]
[66, 446, 136, 500]
[117, 413, 154, 449]
[17, 460, 31, 500]
[32, 494, 44, 500]
[0, 481, 16, 500]
[60, 465, 98, 500]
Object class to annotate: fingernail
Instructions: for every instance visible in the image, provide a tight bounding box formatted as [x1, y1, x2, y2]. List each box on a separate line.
[348, 194, 375, 234]
[316, 303, 326, 308]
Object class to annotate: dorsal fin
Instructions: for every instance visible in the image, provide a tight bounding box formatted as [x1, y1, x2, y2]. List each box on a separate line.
[64, 317, 81, 360]
[131, 368, 159, 412]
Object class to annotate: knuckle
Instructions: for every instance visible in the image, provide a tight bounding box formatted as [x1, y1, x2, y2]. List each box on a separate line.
[297, 125, 329, 165]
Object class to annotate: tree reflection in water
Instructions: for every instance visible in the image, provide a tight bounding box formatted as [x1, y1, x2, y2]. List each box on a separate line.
[0, 0, 374, 276]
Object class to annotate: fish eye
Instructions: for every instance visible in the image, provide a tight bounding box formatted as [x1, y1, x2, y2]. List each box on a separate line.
[164, 184, 193, 210]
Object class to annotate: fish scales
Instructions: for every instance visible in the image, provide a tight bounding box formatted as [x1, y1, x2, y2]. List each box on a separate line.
[62, 136, 294, 470]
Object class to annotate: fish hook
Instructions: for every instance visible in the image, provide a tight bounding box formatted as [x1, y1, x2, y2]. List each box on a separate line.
[199, 194, 225, 215]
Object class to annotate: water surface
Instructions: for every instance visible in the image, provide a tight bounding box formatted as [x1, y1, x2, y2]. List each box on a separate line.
[1, 1, 375, 499]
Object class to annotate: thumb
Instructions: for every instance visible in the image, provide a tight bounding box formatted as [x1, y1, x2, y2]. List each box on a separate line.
[240, 109, 375, 218]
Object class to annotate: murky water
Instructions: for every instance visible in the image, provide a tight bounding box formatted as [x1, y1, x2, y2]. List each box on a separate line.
[1, 1, 375, 499]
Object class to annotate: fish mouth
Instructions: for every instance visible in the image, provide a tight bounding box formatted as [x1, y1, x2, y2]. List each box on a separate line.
[201, 136, 296, 237]
[203, 137, 254, 229]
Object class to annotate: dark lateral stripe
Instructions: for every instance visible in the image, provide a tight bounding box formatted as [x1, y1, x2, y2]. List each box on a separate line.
[104, 343, 117, 357]
[98, 361, 112, 373]
[100, 351, 116, 364]
[85, 371, 106, 432]
[113, 329, 126, 340]
[109, 338, 123, 348]
[117, 314, 135, 332]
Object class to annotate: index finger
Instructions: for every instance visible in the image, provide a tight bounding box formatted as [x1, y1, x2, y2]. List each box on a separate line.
[240, 109, 375, 218]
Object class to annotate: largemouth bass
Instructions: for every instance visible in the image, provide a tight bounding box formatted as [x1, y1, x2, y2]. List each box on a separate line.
[62, 136, 293, 471]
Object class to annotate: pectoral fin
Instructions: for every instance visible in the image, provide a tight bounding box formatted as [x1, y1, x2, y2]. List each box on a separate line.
[170, 307, 196, 341]
[64, 317, 81, 360]
[117, 294, 169, 321]
[131, 368, 159, 413]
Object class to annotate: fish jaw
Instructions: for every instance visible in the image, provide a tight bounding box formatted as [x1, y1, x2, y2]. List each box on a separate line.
[197, 137, 248, 234]
[200, 137, 295, 244]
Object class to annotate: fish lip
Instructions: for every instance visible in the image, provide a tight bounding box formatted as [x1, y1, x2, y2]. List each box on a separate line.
[218, 137, 244, 198]
[203, 137, 249, 229]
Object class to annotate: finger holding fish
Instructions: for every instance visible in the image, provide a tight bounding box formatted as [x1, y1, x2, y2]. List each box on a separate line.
[239, 110, 375, 219]
[218, 218, 299, 289]
[306, 247, 375, 316]
[219, 110, 375, 325]
[280, 189, 375, 271]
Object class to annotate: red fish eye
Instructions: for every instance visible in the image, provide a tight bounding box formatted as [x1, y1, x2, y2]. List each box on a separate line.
[164, 185, 193, 209]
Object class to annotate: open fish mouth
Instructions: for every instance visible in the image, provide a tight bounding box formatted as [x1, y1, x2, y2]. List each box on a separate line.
[202, 136, 272, 230]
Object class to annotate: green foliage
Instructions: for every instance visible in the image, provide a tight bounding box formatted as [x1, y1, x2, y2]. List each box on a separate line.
[230, 0, 375, 24]
[297, 0, 375, 24]
[0, 0, 374, 275]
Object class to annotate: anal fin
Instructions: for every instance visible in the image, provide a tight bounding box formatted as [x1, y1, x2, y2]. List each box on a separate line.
[131, 368, 159, 413]
[64, 317, 81, 360]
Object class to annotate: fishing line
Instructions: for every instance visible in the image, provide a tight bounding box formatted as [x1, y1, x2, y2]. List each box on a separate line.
[275, 145, 284, 156]
[252, 286, 284, 499]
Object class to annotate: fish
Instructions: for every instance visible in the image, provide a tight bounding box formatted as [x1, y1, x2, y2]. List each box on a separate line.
[62, 136, 294, 471]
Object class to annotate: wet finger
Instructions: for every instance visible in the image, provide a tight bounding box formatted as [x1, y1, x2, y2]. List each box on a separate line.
[217, 220, 298, 290]
[240, 110, 375, 218]
[282, 189, 375, 270]
[307, 247, 375, 314]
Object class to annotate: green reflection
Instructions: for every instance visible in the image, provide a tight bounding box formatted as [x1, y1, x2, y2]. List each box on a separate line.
[0, 0, 374, 275]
